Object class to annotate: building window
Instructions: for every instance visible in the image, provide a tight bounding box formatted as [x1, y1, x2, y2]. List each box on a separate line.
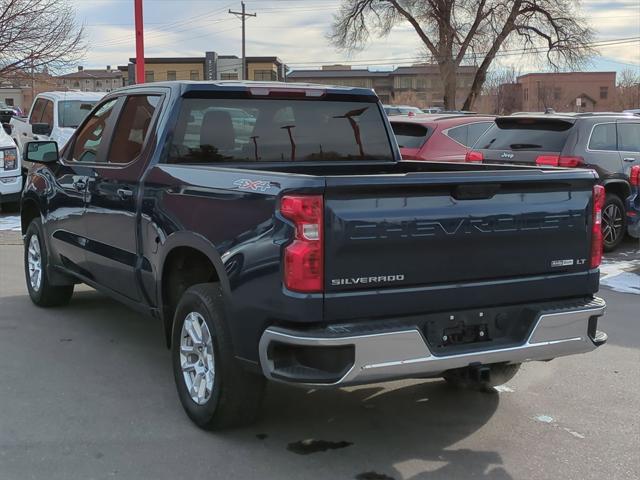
[600, 86, 608, 99]
[253, 70, 277, 81]
[5, 98, 14, 106]
[145, 71, 154, 83]
[96, 81, 102, 89]
[221, 72, 239, 80]
[397, 77, 413, 89]
[553, 87, 561, 100]
[190, 70, 200, 81]
[167, 71, 177, 81]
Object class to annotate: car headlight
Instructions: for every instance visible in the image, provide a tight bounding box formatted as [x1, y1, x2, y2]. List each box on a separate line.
[0, 148, 18, 170]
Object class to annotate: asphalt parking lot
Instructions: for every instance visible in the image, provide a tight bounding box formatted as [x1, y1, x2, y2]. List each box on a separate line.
[0, 215, 638, 480]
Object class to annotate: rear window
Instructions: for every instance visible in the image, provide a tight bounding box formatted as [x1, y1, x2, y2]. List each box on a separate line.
[168, 98, 393, 163]
[58, 100, 98, 128]
[476, 118, 574, 152]
[391, 122, 431, 148]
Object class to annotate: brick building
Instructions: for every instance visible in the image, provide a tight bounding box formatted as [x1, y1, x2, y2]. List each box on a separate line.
[515, 72, 617, 112]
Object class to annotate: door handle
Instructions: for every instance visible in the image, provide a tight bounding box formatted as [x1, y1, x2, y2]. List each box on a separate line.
[623, 157, 636, 162]
[117, 188, 134, 200]
[73, 180, 86, 191]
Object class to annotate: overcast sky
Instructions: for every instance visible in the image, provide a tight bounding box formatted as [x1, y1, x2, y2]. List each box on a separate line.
[71, 0, 640, 74]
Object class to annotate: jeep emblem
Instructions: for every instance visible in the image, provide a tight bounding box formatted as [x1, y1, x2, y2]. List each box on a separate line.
[501, 152, 515, 159]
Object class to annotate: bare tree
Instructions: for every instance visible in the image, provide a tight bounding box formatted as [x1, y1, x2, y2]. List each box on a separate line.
[330, 0, 594, 110]
[481, 67, 520, 114]
[0, 0, 85, 78]
[615, 68, 640, 111]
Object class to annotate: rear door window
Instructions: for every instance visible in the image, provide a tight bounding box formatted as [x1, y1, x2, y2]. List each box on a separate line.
[588, 123, 617, 151]
[617, 123, 640, 152]
[391, 122, 431, 148]
[168, 98, 393, 163]
[476, 118, 573, 152]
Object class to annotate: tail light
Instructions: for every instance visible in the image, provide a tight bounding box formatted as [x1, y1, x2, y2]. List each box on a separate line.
[465, 151, 483, 163]
[280, 195, 324, 292]
[535, 155, 584, 167]
[590, 185, 605, 269]
[630, 165, 640, 186]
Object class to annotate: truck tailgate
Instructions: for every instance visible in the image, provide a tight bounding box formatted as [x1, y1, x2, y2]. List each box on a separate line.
[323, 169, 598, 321]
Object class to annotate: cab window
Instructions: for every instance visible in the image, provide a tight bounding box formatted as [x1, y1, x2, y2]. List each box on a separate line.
[108, 95, 160, 164]
[71, 99, 118, 163]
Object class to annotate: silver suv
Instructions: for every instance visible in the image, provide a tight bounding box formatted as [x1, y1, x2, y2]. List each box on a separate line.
[470, 113, 640, 251]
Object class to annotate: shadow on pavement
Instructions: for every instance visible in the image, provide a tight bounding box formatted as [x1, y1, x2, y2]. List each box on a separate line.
[1, 289, 508, 479]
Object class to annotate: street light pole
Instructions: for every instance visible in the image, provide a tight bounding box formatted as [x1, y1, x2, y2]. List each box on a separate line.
[229, 2, 256, 81]
[134, 0, 145, 84]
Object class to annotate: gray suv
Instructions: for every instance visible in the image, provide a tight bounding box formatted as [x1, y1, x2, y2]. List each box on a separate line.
[470, 113, 640, 250]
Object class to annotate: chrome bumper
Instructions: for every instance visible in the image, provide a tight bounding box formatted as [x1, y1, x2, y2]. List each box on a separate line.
[259, 298, 606, 387]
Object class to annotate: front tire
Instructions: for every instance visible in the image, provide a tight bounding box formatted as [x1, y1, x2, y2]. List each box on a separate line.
[602, 194, 626, 252]
[171, 283, 266, 430]
[24, 219, 74, 307]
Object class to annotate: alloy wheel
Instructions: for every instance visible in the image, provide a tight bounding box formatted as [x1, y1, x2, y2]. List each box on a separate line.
[180, 312, 216, 405]
[27, 235, 42, 292]
[602, 203, 623, 246]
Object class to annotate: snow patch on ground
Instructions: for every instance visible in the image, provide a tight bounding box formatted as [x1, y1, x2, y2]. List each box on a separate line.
[600, 258, 640, 295]
[0, 215, 20, 231]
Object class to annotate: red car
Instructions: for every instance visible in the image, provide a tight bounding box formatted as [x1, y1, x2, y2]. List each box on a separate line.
[390, 115, 495, 161]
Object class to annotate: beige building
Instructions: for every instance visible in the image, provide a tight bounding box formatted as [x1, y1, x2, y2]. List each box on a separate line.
[127, 52, 286, 84]
[56, 66, 126, 92]
[287, 64, 477, 108]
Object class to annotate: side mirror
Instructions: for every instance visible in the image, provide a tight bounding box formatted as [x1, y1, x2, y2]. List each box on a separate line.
[23, 141, 59, 164]
[32, 122, 52, 136]
[2, 123, 11, 135]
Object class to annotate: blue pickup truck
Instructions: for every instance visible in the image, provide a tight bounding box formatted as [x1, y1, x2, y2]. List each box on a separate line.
[20, 81, 607, 430]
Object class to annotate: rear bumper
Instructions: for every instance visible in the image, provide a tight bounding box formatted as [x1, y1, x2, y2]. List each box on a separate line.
[259, 297, 606, 387]
[0, 175, 22, 199]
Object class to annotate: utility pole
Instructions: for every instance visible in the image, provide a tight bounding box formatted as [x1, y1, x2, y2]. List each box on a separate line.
[134, 0, 145, 84]
[229, 2, 256, 81]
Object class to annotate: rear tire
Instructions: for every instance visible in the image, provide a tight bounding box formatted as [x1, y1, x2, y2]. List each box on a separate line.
[24, 218, 74, 307]
[444, 363, 521, 390]
[602, 194, 626, 252]
[171, 283, 266, 430]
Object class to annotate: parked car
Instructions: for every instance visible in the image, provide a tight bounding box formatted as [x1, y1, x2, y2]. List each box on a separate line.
[21, 81, 606, 430]
[0, 124, 21, 211]
[0, 101, 20, 125]
[390, 114, 494, 161]
[468, 113, 640, 251]
[422, 107, 442, 114]
[383, 105, 423, 117]
[627, 165, 640, 239]
[11, 91, 104, 173]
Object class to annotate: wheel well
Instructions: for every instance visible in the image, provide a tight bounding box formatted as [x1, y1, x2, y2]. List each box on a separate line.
[21, 200, 40, 235]
[161, 247, 219, 346]
[603, 182, 630, 202]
